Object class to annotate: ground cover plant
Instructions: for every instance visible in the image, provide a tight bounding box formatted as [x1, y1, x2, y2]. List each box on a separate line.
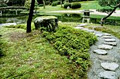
[0, 22, 97, 79]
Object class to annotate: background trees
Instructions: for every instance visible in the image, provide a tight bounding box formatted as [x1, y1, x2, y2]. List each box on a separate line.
[98, 0, 120, 26]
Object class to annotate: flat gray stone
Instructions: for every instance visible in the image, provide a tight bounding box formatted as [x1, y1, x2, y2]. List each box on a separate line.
[101, 62, 119, 71]
[98, 56, 116, 62]
[99, 71, 116, 79]
[104, 42, 117, 46]
[98, 44, 113, 50]
[105, 39, 116, 42]
[103, 33, 111, 36]
[95, 33, 103, 37]
[77, 24, 87, 27]
[103, 36, 113, 39]
[93, 49, 107, 55]
[75, 27, 84, 29]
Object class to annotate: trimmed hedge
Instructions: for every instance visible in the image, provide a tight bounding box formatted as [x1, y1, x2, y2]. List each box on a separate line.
[64, 3, 71, 8]
[71, 3, 81, 9]
[51, 1, 60, 6]
[42, 25, 97, 78]
[97, 8, 113, 13]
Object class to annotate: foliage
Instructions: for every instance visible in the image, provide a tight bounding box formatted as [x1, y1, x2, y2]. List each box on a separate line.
[7, 0, 25, 6]
[97, 7, 113, 13]
[71, 2, 81, 9]
[98, 0, 120, 7]
[0, 3, 7, 7]
[42, 24, 97, 78]
[51, 1, 60, 6]
[64, 3, 71, 8]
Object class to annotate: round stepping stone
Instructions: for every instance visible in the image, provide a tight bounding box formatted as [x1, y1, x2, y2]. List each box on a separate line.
[75, 27, 84, 29]
[105, 39, 116, 42]
[99, 71, 116, 79]
[98, 44, 113, 50]
[93, 49, 107, 55]
[95, 33, 103, 37]
[101, 62, 119, 71]
[103, 33, 111, 36]
[103, 36, 113, 39]
[104, 42, 117, 46]
[98, 56, 116, 62]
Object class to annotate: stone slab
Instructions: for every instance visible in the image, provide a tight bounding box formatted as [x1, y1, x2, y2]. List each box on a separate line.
[95, 33, 103, 37]
[104, 39, 116, 42]
[104, 42, 117, 46]
[98, 44, 113, 50]
[103, 36, 113, 39]
[98, 56, 116, 62]
[103, 33, 111, 36]
[99, 71, 116, 79]
[75, 27, 84, 29]
[101, 62, 119, 71]
[93, 49, 107, 55]
[77, 24, 88, 27]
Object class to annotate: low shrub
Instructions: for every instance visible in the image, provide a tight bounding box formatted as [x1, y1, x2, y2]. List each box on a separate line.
[64, 3, 71, 8]
[51, 1, 60, 6]
[0, 3, 7, 7]
[42, 25, 97, 78]
[97, 8, 113, 13]
[71, 3, 81, 9]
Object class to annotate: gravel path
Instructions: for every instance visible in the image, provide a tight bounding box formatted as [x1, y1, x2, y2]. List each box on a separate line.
[75, 25, 120, 79]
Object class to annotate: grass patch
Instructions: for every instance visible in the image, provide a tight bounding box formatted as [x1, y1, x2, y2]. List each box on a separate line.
[0, 22, 97, 79]
[87, 24, 120, 39]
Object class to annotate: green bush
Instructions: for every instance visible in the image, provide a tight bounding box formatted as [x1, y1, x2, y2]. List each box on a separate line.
[71, 3, 81, 9]
[64, 3, 71, 8]
[0, 3, 7, 7]
[51, 1, 60, 6]
[97, 8, 113, 13]
[42, 25, 97, 78]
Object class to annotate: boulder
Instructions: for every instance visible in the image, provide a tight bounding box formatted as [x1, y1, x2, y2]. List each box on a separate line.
[34, 16, 58, 31]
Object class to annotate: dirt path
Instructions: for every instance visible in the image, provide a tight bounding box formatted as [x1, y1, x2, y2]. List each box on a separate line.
[75, 25, 120, 79]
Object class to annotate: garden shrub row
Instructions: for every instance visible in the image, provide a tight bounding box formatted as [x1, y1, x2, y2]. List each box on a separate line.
[64, 3, 81, 9]
[52, 1, 60, 6]
[41, 25, 97, 78]
[97, 8, 113, 13]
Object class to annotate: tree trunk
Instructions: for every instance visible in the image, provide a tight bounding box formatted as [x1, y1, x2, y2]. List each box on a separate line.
[26, 0, 35, 33]
[101, 3, 120, 26]
[43, 0, 45, 9]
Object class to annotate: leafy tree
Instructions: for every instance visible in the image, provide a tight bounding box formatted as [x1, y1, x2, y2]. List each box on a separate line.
[98, 0, 120, 26]
[27, 0, 35, 33]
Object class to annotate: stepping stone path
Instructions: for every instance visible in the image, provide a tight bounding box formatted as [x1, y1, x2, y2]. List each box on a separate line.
[101, 62, 119, 71]
[93, 49, 107, 55]
[75, 25, 120, 79]
[98, 44, 113, 50]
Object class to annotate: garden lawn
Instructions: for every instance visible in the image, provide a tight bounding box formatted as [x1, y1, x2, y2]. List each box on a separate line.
[0, 22, 97, 79]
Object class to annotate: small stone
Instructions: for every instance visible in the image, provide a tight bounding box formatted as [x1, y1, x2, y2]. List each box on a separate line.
[95, 33, 103, 37]
[105, 39, 116, 42]
[77, 24, 87, 27]
[103, 36, 113, 39]
[101, 62, 119, 71]
[104, 42, 117, 46]
[93, 49, 107, 55]
[103, 33, 111, 36]
[98, 44, 113, 50]
[99, 71, 116, 79]
[98, 56, 116, 62]
[75, 27, 84, 29]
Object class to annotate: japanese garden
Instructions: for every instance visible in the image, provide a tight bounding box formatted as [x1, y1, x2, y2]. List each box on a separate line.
[0, 0, 120, 79]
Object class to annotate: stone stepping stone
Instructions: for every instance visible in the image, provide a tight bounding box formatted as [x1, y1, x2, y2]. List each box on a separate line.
[101, 62, 119, 71]
[103, 36, 113, 39]
[77, 24, 87, 27]
[104, 39, 116, 42]
[99, 71, 116, 79]
[104, 42, 117, 46]
[98, 44, 113, 50]
[103, 33, 111, 36]
[93, 49, 107, 55]
[95, 33, 103, 37]
[98, 56, 116, 62]
[75, 27, 84, 29]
